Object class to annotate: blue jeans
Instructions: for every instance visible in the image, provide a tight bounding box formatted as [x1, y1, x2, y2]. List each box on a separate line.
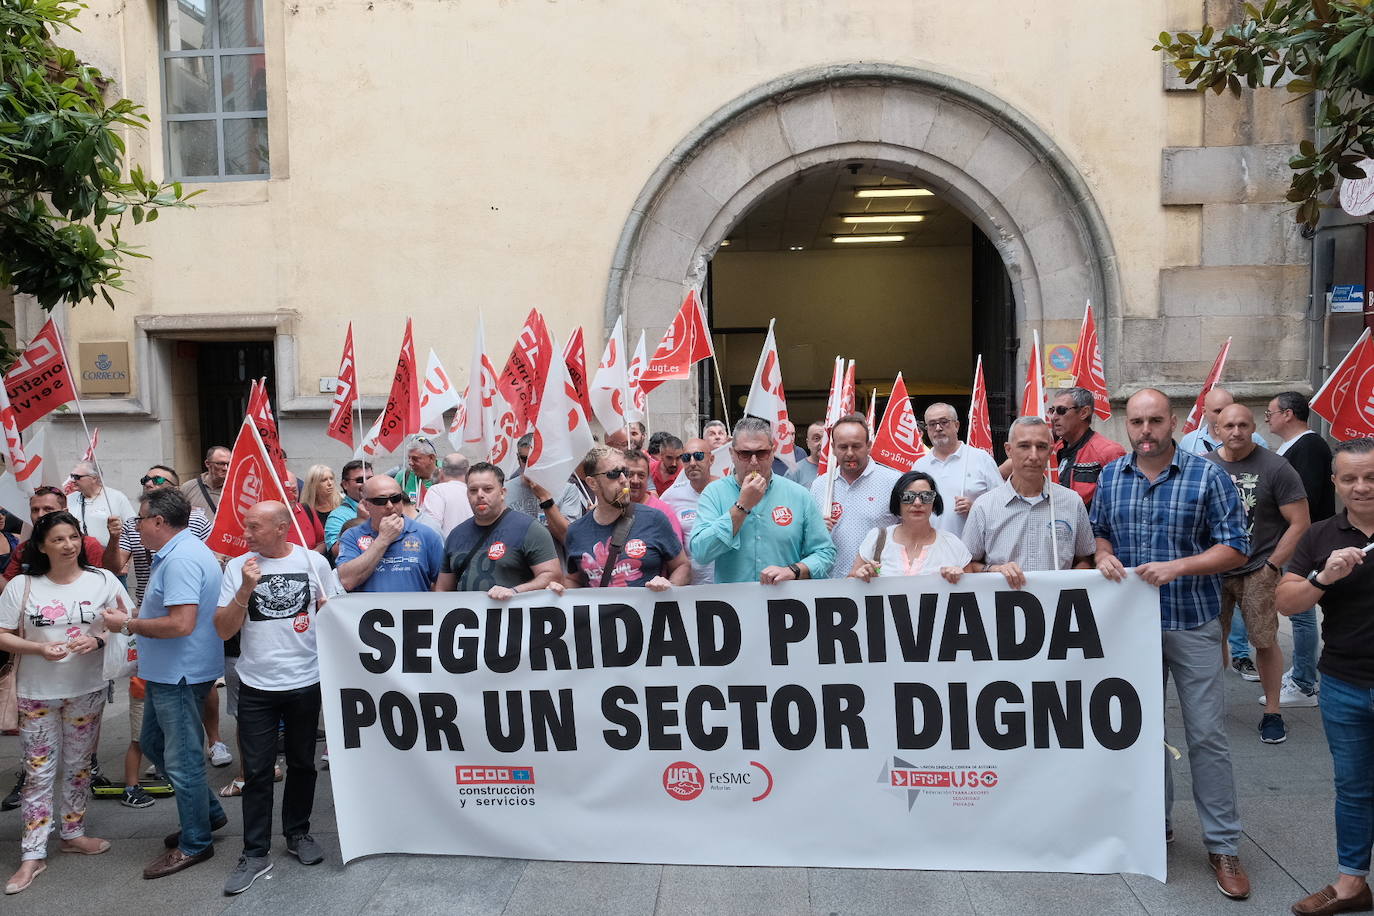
[1228, 613, 1250, 661]
[1320, 673, 1374, 876]
[1289, 607, 1319, 692]
[142, 679, 226, 856]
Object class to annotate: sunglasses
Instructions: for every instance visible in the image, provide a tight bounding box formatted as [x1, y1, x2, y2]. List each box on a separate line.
[899, 490, 938, 505]
[365, 494, 407, 506]
[733, 448, 772, 461]
[70, 473, 93, 481]
[595, 468, 629, 480]
[681, 451, 708, 463]
[344, 476, 366, 485]
[1047, 405, 1081, 416]
[140, 475, 173, 486]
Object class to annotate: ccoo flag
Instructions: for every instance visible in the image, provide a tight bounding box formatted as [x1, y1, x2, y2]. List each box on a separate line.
[378, 319, 421, 453]
[870, 373, 927, 471]
[3, 319, 78, 432]
[563, 329, 595, 420]
[497, 309, 554, 435]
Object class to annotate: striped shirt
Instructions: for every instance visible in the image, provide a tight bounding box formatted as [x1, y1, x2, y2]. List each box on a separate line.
[1089, 446, 1249, 630]
[809, 460, 901, 578]
[119, 508, 213, 604]
[961, 479, 1094, 572]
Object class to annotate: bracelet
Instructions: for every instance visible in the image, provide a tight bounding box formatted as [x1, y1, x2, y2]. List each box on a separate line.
[788, 563, 802, 579]
[94, 636, 105, 650]
[538, 498, 555, 511]
[734, 502, 749, 514]
[233, 595, 249, 608]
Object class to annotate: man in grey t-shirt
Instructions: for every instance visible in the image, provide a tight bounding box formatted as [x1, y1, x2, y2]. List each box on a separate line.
[1202, 404, 1310, 745]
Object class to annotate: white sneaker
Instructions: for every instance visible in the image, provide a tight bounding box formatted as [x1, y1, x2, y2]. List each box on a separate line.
[209, 741, 233, 767]
[1258, 678, 1319, 708]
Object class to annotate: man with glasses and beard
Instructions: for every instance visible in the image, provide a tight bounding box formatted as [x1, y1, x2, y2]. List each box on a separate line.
[335, 476, 444, 592]
[689, 417, 834, 584]
[913, 402, 1003, 538]
[1047, 387, 1125, 510]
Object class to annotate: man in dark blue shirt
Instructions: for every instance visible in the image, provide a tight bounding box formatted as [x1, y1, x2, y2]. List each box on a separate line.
[336, 475, 443, 592]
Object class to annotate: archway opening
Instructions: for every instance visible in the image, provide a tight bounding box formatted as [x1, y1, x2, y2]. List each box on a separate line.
[702, 159, 1016, 453]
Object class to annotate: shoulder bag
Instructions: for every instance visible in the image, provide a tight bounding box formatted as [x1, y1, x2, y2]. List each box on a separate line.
[598, 504, 637, 588]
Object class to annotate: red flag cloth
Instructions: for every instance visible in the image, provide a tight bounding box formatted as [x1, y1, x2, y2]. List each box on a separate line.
[742, 321, 796, 467]
[81, 427, 99, 464]
[0, 381, 35, 486]
[497, 309, 554, 434]
[1316, 329, 1374, 440]
[524, 343, 596, 495]
[378, 318, 421, 452]
[327, 324, 358, 446]
[968, 355, 994, 455]
[841, 361, 856, 415]
[865, 394, 876, 432]
[641, 290, 715, 392]
[246, 379, 293, 496]
[627, 330, 648, 423]
[1312, 328, 1371, 427]
[563, 328, 595, 419]
[1182, 337, 1232, 434]
[1019, 330, 1046, 420]
[870, 374, 928, 471]
[3, 318, 78, 432]
[817, 357, 845, 476]
[206, 415, 293, 557]
[1069, 302, 1111, 420]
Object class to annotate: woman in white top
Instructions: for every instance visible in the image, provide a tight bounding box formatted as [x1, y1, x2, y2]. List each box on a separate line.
[0, 511, 133, 895]
[849, 471, 970, 583]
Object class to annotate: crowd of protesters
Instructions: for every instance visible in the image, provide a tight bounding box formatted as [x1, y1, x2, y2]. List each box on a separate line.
[0, 385, 1369, 916]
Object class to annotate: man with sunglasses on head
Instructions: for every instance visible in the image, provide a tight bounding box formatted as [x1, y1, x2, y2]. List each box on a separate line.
[661, 437, 719, 584]
[324, 460, 371, 553]
[690, 417, 834, 584]
[913, 402, 1003, 538]
[1046, 387, 1125, 510]
[68, 461, 134, 548]
[336, 475, 444, 592]
[434, 462, 560, 597]
[181, 446, 231, 525]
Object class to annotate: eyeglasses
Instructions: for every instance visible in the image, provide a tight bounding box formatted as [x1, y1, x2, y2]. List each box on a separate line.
[917, 419, 953, 430]
[681, 451, 708, 463]
[70, 473, 93, 481]
[594, 467, 629, 480]
[344, 476, 365, 485]
[1263, 408, 1288, 420]
[133, 514, 157, 525]
[365, 494, 406, 506]
[140, 475, 173, 487]
[733, 448, 773, 461]
[899, 490, 938, 505]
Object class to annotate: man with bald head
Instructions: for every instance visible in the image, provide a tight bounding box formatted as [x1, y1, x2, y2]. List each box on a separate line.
[1092, 388, 1253, 900]
[1180, 387, 1268, 455]
[215, 501, 340, 892]
[1203, 403, 1310, 743]
[336, 474, 444, 592]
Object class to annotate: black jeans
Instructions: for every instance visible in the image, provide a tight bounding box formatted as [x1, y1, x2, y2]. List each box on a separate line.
[236, 681, 321, 858]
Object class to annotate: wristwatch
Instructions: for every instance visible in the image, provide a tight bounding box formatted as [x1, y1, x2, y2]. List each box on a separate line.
[787, 563, 802, 579]
[1306, 569, 1331, 591]
[94, 636, 106, 650]
[538, 498, 555, 511]
[119, 619, 131, 636]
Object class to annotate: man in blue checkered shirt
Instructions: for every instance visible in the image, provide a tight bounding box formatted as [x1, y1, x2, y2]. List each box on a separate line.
[1090, 388, 1251, 901]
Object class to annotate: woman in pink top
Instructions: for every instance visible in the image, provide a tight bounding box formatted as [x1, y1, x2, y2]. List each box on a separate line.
[848, 471, 969, 582]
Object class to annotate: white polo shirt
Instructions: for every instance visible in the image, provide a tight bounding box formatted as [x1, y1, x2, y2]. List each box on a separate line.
[912, 443, 1004, 538]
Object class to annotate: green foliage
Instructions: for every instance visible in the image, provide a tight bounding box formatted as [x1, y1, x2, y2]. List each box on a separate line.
[1156, 0, 1374, 228]
[0, 0, 199, 317]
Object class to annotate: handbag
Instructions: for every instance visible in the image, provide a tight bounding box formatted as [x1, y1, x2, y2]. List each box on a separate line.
[0, 576, 32, 732]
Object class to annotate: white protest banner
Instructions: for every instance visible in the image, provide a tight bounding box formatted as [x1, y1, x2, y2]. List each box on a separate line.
[319, 571, 1165, 879]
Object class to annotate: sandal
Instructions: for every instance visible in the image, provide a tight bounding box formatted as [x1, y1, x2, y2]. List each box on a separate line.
[59, 837, 111, 855]
[4, 861, 45, 895]
[218, 778, 245, 797]
[274, 764, 283, 782]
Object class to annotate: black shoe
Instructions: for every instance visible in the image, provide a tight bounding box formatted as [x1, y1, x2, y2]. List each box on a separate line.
[1231, 657, 1259, 681]
[1, 773, 23, 811]
[1260, 713, 1288, 744]
[163, 813, 229, 849]
[121, 786, 156, 809]
[286, 833, 324, 865]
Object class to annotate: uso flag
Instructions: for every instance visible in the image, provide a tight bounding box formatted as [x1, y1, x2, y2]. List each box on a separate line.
[870, 373, 927, 471]
[3, 318, 77, 431]
[207, 414, 294, 557]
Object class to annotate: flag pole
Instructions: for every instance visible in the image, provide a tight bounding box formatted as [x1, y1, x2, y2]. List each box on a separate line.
[49, 322, 112, 514]
[1047, 466, 1060, 570]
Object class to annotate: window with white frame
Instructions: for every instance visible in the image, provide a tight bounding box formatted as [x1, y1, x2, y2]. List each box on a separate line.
[160, 0, 268, 180]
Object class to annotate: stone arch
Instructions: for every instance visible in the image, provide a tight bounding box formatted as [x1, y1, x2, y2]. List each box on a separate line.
[608, 62, 1119, 431]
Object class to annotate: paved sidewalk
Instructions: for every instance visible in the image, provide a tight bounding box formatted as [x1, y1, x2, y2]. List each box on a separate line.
[0, 622, 1339, 915]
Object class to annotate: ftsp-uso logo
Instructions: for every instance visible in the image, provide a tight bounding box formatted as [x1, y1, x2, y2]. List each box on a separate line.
[879, 756, 998, 811]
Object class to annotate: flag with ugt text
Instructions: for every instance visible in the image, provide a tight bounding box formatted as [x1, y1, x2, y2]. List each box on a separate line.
[327, 324, 358, 447]
[418, 349, 459, 438]
[206, 415, 294, 557]
[870, 373, 927, 471]
[498, 309, 554, 435]
[743, 320, 796, 468]
[968, 355, 994, 456]
[1182, 338, 1232, 435]
[3, 318, 77, 432]
[590, 315, 631, 435]
[523, 340, 595, 496]
[378, 319, 421, 453]
[1313, 328, 1374, 441]
[1069, 300, 1111, 420]
[640, 290, 714, 392]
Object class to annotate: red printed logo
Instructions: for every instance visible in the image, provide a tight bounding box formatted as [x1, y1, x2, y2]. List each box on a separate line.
[771, 506, 793, 526]
[292, 612, 311, 634]
[830, 502, 843, 521]
[663, 761, 704, 801]
[624, 538, 647, 559]
[456, 766, 536, 785]
[356, 535, 374, 552]
[487, 542, 507, 560]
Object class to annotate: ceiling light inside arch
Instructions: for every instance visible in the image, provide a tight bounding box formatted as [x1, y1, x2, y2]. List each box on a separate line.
[853, 187, 933, 198]
[832, 235, 905, 244]
[841, 214, 926, 224]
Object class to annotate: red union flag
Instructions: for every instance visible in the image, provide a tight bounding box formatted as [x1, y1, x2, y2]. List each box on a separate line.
[206, 415, 293, 557]
[870, 373, 928, 471]
[498, 309, 554, 434]
[524, 339, 595, 495]
[1020, 330, 1046, 420]
[743, 320, 796, 467]
[641, 290, 714, 392]
[1182, 337, 1232, 435]
[3, 319, 77, 432]
[246, 379, 292, 496]
[817, 357, 846, 476]
[590, 315, 630, 434]
[1314, 328, 1374, 440]
[841, 361, 856, 415]
[1069, 301, 1111, 420]
[968, 354, 994, 455]
[0, 382, 35, 486]
[1312, 328, 1371, 427]
[563, 328, 595, 419]
[378, 318, 421, 452]
[627, 330, 648, 423]
[327, 323, 358, 446]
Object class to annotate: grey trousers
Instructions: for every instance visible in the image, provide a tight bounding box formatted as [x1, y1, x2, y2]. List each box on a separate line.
[1163, 616, 1242, 855]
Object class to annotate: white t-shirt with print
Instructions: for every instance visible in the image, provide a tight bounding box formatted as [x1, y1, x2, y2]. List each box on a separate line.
[0, 568, 133, 700]
[218, 546, 341, 692]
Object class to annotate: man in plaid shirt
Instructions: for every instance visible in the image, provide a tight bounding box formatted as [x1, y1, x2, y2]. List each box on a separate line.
[1090, 388, 1251, 900]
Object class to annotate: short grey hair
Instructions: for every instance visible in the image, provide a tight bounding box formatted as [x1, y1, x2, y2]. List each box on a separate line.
[733, 416, 774, 443]
[924, 402, 959, 421]
[703, 419, 728, 434]
[1334, 437, 1374, 458]
[406, 435, 436, 455]
[1009, 415, 1051, 436]
[1058, 386, 1096, 411]
[440, 453, 469, 479]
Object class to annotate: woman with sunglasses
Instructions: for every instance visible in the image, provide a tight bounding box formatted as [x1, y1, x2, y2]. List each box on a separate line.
[0, 511, 134, 895]
[849, 471, 970, 583]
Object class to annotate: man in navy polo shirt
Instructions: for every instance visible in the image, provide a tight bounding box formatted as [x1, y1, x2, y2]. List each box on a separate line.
[336, 475, 444, 592]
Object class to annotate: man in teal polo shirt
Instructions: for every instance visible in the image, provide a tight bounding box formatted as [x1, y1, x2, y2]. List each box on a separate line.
[690, 417, 835, 584]
[324, 459, 370, 552]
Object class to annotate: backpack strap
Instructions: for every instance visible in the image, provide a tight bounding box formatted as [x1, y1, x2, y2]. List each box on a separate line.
[598, 503, 637, 588]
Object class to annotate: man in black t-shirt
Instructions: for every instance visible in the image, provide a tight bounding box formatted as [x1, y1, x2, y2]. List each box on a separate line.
[1277, 437, 1374, 916]
[434, 462, 560, 599]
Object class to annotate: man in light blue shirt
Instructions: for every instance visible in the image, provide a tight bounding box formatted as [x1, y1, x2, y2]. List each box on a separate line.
[324, 459, 370, 551]
[690, 417, 835, 584]
[101, 489, 226, 880]
[336, 475, 444, 592]
[1179, 387, 1268, 455]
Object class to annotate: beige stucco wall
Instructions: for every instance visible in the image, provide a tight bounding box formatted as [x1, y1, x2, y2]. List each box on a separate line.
[35, 0, 1277, 485]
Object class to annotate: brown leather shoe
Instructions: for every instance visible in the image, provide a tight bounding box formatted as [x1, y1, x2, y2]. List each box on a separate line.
[1292, 884, 1374, 915]
[142, 844, 215, 880]
[1208, 853, 1251, 900]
